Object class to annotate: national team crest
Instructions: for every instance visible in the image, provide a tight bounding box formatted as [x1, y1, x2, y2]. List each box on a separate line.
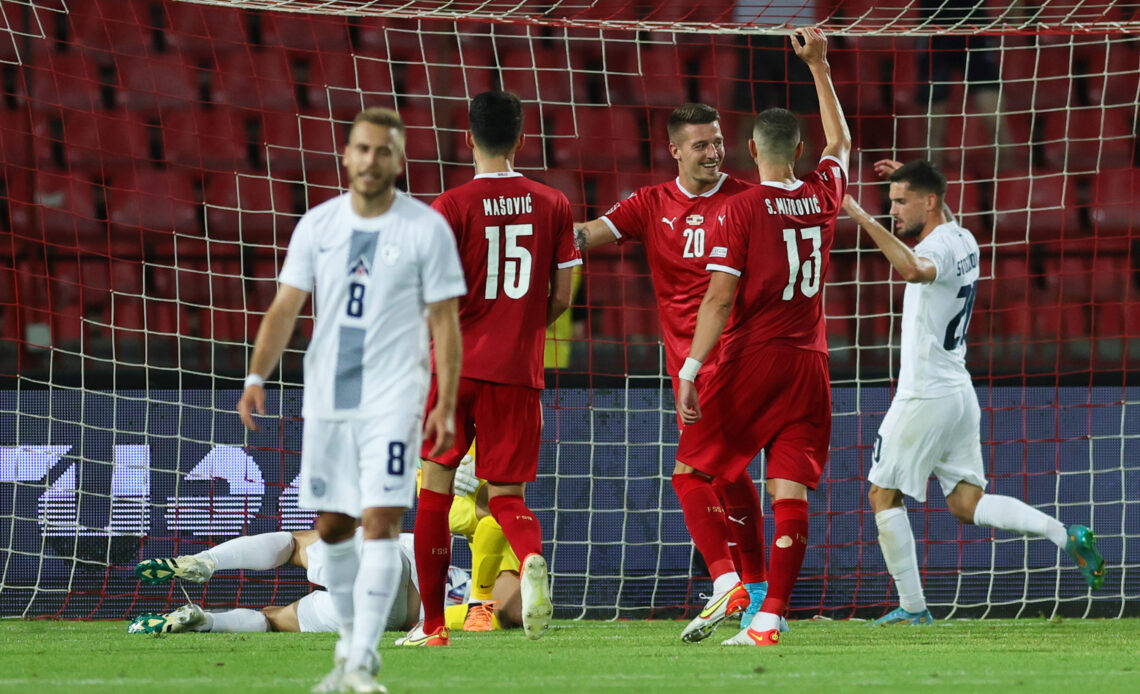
[348, 255, 372, 278]
[380, 243, 401, 266]
[686, 214, 703, 226]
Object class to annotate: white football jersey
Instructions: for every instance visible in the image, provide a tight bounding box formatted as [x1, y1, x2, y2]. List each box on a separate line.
[895, 221, 981, 398]
[279, 192, 467, 420]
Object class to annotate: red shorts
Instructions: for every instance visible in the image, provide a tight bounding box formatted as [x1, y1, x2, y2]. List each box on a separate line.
[675, 345, 831, 488]
[421, 377, 542, 484]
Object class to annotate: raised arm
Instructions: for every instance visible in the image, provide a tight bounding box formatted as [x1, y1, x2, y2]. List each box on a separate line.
[842, 195, 937, 284]
[238, 284, 310, 430]
[792, 27, 851, 170]
[874, 158, 957, 223]
[574, 219, 619, 251]
[424, 297, 461, 457]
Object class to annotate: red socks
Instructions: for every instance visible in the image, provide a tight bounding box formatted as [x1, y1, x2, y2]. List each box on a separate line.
[672, 473, 735, 580]
[713, 474, 767, 584]
[759, 497, 809, 616]
[414, 488, 453, 632]
[488, 495, 543, 563]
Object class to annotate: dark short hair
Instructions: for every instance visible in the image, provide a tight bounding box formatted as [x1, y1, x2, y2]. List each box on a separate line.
[469, 91, 524, 155]
[751, 108, 800, 162]
[667, 103, 719, 142]
[888, 160, 947, 199]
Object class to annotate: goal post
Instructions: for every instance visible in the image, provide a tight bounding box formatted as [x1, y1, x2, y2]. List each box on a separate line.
[0, 0, 1137, 620]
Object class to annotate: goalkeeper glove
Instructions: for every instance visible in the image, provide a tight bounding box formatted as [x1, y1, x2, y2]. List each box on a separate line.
[453, 454, 480, 496]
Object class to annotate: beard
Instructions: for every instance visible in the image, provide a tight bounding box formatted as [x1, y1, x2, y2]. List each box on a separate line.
[352, 171, 396, 197]
[896, 219, 923, 238]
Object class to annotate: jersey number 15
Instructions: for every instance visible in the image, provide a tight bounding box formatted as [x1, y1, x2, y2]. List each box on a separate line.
[485, 224, 533, 299]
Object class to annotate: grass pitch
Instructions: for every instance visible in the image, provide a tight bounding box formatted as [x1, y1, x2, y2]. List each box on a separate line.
[2, 618, 1139, 693]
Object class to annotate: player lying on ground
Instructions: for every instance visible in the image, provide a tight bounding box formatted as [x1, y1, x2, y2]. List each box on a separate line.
[842, 158, 1105, 626]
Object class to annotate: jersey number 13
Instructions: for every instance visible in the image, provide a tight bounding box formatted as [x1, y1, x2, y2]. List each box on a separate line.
[781, 226, 822, 300]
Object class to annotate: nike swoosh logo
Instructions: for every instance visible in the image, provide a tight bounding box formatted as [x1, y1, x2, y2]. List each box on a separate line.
[383, 485, 401, 492]
[401, 634, 433, 646]
[698, 591, 731, 619]
[318, 245, 335, 253]
[477, 583, 494, 590]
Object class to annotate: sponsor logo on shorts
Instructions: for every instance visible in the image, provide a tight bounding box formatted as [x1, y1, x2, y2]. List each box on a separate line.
[311, 477, 327, 497]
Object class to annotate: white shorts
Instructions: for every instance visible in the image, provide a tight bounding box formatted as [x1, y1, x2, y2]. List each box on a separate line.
[298, 415, 421, 516]
[298, 542, 413, 633]
[868, 387, 987, 503]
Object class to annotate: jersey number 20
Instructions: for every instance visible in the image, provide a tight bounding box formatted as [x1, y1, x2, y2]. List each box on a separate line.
[781, 226, 822, 300]
[485, 224, 533, 299]
[943, 281, 978, 350]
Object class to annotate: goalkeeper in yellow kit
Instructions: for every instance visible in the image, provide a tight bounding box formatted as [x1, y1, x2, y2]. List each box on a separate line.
[433, 443, 524, 632]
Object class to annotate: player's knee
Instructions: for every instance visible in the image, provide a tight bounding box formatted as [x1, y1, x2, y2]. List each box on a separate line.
[315, 512, 357, 543]
[360, 507, 403, 539]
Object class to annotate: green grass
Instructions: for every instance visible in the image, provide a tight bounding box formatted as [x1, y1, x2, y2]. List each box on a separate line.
[3, 618, 1140, 693]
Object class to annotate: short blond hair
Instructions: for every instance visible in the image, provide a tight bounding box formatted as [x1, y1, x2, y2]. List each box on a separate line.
[350, 107, 406, 151]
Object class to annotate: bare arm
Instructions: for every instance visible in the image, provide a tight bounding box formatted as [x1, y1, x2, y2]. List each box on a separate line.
[792, 27, 851, 171]
[842, 195, 937, 284]
[574, 219, 619, 251]
[547, 266, 575, 326]
[424, 297, 461, 458]
[238, 284, 310, 431]
[677, 272, 739, 425]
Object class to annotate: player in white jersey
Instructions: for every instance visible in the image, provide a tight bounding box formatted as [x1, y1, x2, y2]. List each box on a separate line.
[128, 531, 478, 635]
[237, 107, 466, 694]
[843, 159, 1105, 626]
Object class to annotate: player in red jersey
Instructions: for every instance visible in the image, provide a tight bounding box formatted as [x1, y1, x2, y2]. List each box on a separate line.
[675, 27, 851, 647]
[574, 105, 777, 630]
[403, 91, 581, 647]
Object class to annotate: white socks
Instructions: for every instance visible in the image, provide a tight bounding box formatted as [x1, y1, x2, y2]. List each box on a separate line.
[347, 539, 402, 671]
[199, 532, 295, 571]
[202, 608, 269, 633]
[314, 537, 361, 661]
[712, 571, 741, 595]
[875, 507, 927, 614]
[972, 494, 1068, 548]
[749, 611, 781, 632]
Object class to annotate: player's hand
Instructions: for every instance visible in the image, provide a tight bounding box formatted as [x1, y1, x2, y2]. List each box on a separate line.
[453, 454, 479, 496]
[873, 159, 902, 178]
[677, 379, 702, 426]
[237, 385, 266, 431]
[423, 405, 456, 458]
[791, 27, 828, 67]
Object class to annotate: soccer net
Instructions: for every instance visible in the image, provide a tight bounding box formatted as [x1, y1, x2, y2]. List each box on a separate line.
[0, 0, 1137, 621]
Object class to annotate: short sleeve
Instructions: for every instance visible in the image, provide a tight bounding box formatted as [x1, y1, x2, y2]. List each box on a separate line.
[430, 192, 461, 240]
[705, 200, 748, 277]
[420, 213, 468, 305]
[553, 194, 583, 270]
[914, 236, 955, 283]
[599, 189, 648, 242]
[809, 156, 848, 214]
[278, 214, 316, 292]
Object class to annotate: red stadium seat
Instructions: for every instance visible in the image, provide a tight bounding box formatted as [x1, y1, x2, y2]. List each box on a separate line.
[403, 161, 444, 199]
[36, 110, 151, 172]
[211, 48, 297, 112]
[262, 13, 351, 54]
[1084, 43, 1140, 107]
[1041, 106, 1135, 171]
[0, 112, 32, 170]
[160, 107, 251, 172]
[162, 2, 249, 56]
[114, 54, 200, 111]
[1089, 169, 1138, 236]
[68, 0, 153, 57]
[1000, 43, 1075, 112]
[106, 168, 200, 236]
[299, 166, 346, 208]
[622, 44, 687, 108]
[26, 52, 105, 112]
[204, 173, 295, 245]
[499, 48, 586, 106]
[34, 171, 105, 248]
[301, 53, 385, 117]
[552, 106, 646, 172]
[991, 174, 1079, 244]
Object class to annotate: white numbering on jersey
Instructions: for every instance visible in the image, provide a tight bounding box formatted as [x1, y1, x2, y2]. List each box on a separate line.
[781, 226, 822, 300]
[484, 224, 533, 299]
[682, 227, 705, 258]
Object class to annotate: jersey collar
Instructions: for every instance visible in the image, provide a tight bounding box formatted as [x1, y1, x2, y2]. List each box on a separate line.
[473, 171, 524, 179]
[759, 179, 804, 191]
[675, 172, 728, 198]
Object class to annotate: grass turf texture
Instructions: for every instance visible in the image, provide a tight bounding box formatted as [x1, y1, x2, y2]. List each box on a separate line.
[3, 618, 1139, 693]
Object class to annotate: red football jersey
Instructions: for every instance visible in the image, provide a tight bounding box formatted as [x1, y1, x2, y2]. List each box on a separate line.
[707, 157, 847, 362]
[432, 171, 582, 388]
[600, 173, 753, 379]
